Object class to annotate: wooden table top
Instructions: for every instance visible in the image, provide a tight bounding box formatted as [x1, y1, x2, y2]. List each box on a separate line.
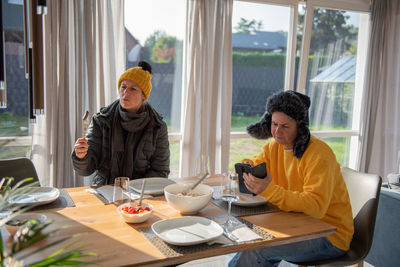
[22, 177, 336, 267]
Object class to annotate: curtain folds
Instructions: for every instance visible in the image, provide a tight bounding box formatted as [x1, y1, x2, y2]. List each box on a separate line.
[180, 0, 233, 177]
[357, 0, 400, 180]
[30, 0, 125, 187]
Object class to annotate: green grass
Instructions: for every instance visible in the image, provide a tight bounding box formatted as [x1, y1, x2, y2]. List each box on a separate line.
[231, 114, 261, 131]
[0, 112, 29, 137]
[0, 146, 31, 159]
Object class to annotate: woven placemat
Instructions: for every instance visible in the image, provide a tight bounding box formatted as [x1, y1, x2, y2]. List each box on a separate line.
[138, 216, 274, 258]
[211, 199, 279, 217]
[32, 189, 75, 210]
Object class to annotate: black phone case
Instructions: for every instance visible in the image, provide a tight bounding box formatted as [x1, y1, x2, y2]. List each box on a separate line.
[235, 162, 267, 195]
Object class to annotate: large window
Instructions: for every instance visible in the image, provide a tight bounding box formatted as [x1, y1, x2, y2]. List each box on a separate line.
[300, 7, 369, 167]
[229, 1, 291, 166]
[0, 1, 31, 159]
[124, 0, 186, 177]
[229, 0, 369, 168]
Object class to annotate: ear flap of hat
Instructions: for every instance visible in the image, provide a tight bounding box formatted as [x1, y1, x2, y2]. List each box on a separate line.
[246, 112, 272, 139]
[293, 121, 311, 158]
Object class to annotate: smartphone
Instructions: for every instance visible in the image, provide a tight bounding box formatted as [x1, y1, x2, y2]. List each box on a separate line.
[235, 162, 267, 195]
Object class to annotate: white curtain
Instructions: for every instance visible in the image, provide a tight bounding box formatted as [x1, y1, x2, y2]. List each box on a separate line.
[31, 0, 125, 187]
[180, 0, 233, 177]
[358, 0, 400, 180]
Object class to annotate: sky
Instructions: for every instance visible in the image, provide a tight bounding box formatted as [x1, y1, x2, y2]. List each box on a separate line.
[124, 0, 360, 45]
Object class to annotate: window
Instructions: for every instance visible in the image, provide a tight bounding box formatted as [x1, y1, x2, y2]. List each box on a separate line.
[229, 0, 370, 169]
[0, 0, 31, 159]
[299, 7, 369, 167]
[229, 1, 291, 168]
[124, 0, 186, 177]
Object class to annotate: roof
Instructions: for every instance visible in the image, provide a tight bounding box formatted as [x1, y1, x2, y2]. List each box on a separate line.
[232, 31, 286, 51]
[310, 56, 356, 83]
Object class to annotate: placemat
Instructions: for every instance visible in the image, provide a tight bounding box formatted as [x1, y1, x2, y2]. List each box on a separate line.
[138, 216, 274, 258]
[211, 199, 279, 217]
[32, 189, 75, 210]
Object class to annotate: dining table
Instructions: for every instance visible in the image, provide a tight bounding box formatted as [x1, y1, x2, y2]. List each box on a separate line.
[19, 176, 336, 267]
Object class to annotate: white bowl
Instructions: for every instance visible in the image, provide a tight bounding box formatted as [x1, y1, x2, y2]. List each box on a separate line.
[117, 202, 153, 223]
[164, 183, 213, 214]
[5, 212, 47, 236]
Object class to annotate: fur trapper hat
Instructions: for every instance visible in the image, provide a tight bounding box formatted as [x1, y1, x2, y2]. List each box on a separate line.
[247, 90, 311, 158]
[118, 61, 152, 99]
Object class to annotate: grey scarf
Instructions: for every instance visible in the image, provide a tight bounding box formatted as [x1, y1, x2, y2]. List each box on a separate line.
[110, 103, 150, 182]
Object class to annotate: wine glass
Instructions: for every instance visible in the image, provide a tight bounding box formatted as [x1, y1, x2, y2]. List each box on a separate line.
[221, 173, 240, 229]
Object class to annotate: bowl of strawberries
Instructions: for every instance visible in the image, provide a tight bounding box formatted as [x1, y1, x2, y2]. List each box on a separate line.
[117, 202, 153, 223]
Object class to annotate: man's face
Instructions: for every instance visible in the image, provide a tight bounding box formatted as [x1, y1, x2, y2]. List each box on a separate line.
[271, 111, 298, 149]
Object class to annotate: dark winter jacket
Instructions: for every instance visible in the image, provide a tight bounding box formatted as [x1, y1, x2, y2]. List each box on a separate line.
[72, 100, 170, 185]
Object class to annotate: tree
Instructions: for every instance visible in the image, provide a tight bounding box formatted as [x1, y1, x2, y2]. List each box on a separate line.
[142, 31, 179, 63]
[298, 9, 358, 55]
[234, 18, 263, 34]
[151, 36, 178, 63]
[141, 30, 168, 62]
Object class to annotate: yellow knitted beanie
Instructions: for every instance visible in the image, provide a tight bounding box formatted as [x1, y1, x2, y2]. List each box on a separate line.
[117, 67, 152, 99]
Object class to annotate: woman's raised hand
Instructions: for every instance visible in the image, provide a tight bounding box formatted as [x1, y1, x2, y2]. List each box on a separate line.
[74, 138, 88, 159]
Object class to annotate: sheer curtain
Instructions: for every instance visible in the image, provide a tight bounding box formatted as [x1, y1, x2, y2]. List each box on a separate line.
[31, 0, 125, 187]
[180, 0, 233, 177]
[358, 0, 400, 180]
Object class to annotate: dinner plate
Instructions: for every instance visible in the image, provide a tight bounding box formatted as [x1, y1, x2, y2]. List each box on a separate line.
[151, 216, 224, 246]
[130, 177, 175, 195]
[8, 187, 60, 206]
[233, 193, 267, 207]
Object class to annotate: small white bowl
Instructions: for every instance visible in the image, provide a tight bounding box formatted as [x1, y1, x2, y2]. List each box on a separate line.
[5, 213, 47, 236]
[164, 183, 213, 214]
[117, 202, 153, 223]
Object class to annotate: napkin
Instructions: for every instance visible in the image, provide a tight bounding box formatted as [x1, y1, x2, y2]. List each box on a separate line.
[230, 223, 262, 242]
[87, 185, 152, 204]
[207, 234, 232, 245]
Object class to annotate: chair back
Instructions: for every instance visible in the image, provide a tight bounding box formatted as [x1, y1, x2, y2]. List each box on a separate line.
[341, 167, 382, 263]
[0, 157, 40, 187]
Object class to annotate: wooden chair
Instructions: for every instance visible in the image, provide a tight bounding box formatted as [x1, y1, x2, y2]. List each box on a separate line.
[0, 157, 40, 187]
[291, 167, 382, 267]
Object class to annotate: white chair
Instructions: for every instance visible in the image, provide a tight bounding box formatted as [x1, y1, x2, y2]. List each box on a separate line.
[291, 167, 382, 267]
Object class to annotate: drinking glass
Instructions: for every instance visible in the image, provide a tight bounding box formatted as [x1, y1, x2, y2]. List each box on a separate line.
[214, 172, 230, 199]
[221, 173, 240, 228]
[112, 177, 130, 205]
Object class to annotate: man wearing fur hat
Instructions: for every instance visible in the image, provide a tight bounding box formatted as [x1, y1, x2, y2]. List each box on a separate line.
[229, 90, 354, 266]
[72, 61, 170, 185]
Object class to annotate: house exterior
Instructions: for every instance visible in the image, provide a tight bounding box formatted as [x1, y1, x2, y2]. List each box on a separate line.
[232, 30, 287, 53]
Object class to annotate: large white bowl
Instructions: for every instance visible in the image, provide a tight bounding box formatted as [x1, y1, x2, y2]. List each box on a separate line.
[117, 202, 153, 223]
[164, 183, 213, 214]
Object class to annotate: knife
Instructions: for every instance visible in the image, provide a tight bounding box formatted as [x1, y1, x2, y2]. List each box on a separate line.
[86, 188, 111, 204]
[223, 229, 238, 242]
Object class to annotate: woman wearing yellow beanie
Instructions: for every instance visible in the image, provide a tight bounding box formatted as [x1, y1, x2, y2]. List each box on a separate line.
[72, 61, 170, 185]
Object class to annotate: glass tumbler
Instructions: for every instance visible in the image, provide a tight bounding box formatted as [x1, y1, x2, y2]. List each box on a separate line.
[112, 177, 130, 205]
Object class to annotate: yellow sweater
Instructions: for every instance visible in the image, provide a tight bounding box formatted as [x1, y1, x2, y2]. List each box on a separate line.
[245, 135, 354, 251]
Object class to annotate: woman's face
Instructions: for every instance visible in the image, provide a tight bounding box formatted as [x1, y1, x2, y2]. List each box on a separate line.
[271, 111, 298, 149]
[119, 79, 145, 113]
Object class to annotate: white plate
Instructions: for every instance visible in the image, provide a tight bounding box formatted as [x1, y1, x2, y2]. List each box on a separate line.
[233, 193, 267, 207]
[151, 216, 223, 246]
[130, 178, 175, 195]
[8, 187, 60, 206]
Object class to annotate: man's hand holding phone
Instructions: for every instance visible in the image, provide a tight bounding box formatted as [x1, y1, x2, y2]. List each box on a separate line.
[235, 162, 271, 195]
[242, 172, 272, 195]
